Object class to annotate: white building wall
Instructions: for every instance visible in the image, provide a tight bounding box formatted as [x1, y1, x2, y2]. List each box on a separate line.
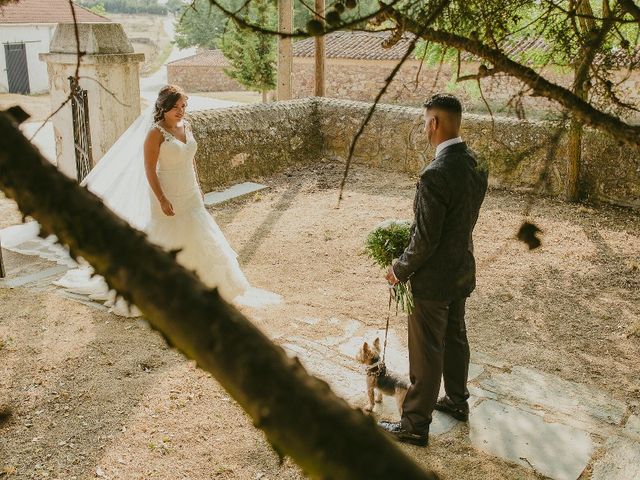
[0, 24, 55, 93]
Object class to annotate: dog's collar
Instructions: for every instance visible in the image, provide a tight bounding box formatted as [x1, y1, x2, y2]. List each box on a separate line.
[366, 360, 386, 377]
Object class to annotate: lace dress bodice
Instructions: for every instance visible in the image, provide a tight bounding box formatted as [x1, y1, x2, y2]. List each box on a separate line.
[152, 122, 201, 213]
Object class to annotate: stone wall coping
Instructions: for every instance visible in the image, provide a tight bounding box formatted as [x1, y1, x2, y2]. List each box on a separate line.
[49, 23, 134, 55]
[313, 97, 566, 129]
[187, 96, 620, 136]
[190, 98, 318, 117]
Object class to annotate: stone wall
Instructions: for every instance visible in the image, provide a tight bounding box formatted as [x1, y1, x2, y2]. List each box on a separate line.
[191, 98, 639, 209]
[292, 58, 640, 121]
[167, 64, 244, 93]
[189, 99, 322, 192]
[317, 99, 640, 209]
[293, 57, 446, 105]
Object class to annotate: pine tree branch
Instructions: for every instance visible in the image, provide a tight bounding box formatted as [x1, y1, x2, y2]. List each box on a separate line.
[337, 0, 452, 204]
[619, 0, 640, 22]
[572, 0, 617, 95]
[0, 111, 439, 480]
[388, 9, 640, 148]
[205, 0, 401, 38]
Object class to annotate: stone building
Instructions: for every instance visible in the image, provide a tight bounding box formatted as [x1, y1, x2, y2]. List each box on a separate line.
[41, 23, 144, 179]
[167, 49, 243, 93]
[0, 0, 107, 94]
[167, 31, 640, 117]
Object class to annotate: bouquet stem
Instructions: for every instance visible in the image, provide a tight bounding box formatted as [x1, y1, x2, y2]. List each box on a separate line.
[392, 281, 414, 315]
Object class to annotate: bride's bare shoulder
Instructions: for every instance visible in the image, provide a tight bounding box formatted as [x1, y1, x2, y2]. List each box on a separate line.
[144, 125, 164, 147]
[146, 125, 164, 139]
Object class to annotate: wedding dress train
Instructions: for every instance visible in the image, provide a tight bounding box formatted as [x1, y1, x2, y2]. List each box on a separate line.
[2, 108, 280, 315]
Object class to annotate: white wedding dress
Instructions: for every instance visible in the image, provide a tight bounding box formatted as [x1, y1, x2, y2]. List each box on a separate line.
[2, 107, 280, 316]
[145, 122, 261, 302]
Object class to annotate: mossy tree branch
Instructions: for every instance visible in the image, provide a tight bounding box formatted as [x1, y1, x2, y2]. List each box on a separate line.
[0, 111, 438, 480]
[385, 6, 640, 149]
[619, 0, 640, 22]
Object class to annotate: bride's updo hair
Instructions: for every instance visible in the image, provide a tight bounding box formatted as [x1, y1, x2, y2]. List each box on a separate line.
[154, 85, 186, 123]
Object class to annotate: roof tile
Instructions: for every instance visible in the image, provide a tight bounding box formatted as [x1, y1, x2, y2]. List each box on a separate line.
[167, 49, 230, 67]
[292, 30, 415, 60]
[0, 0, 109, 24]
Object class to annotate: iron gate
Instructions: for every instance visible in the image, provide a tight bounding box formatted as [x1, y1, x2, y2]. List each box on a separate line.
[5, 43, 30, 94]
[69, 77, 93, 182]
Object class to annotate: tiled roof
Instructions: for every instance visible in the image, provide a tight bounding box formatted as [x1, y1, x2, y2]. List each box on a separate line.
[167, 49, 231, 67]
[294, 31, 556, 62]
[166, 33, 640, 71]
[0, 0, 109, 24]
[293, 30, 415, 60]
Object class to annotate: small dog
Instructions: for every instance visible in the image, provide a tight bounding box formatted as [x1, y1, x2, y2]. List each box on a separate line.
[356, 337, 408, 415]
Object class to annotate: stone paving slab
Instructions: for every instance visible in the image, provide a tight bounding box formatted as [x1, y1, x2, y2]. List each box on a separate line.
[0, 264, 68, 289]
[470, 399, 594, 480]
[471, 351, 509, 369]
[283, 333, 460, 436]
[468, 385, 498, 401]
[591, 436, 640, 480]
[468, 363, 484, 382]
[623, 414, 640, 441]
[204, 182, 267, 206]
[480, 366, 627, 430]
[57, 290, 109, 311]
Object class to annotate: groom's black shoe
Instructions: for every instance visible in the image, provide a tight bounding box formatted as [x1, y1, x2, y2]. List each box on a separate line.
[377, 421, 429, 446]
[434, 396, 469, 422]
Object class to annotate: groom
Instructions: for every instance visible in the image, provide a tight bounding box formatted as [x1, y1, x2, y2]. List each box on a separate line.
[379, 94, 488, 446]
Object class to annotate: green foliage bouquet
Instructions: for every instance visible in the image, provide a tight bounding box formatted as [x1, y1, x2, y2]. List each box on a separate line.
[365, 220, 414, 314]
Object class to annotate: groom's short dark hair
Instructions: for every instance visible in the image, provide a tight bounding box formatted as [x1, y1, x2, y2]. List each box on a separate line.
[424, 94, 462, 117]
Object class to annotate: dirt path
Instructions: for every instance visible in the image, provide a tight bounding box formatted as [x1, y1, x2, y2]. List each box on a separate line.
[1, 163, 638, 479]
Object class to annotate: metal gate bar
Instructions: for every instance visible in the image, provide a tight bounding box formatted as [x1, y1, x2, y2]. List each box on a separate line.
[69, 77, 93, 182]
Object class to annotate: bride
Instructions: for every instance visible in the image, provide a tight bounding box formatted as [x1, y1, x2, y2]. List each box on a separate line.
[2, 85, 280, 315]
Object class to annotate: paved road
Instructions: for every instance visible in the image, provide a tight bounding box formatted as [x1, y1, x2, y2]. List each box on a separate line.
[141, 15, 235, 111]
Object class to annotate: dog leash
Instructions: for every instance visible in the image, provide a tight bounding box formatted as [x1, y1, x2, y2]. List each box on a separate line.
[381, 286, 393, 366]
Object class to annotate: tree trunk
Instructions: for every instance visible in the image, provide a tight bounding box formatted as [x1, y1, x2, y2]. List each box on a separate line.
[565, 0, 595, 203]
[565, 119, 583, 202]
[0, 112, 439, 480]
[314, 0, 325, 97]
[277, 0, 293, 100]
[262, 89, 268, 103]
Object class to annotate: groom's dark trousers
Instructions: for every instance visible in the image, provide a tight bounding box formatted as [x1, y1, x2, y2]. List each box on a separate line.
[403, 297, 469, 432]
[392, 142, 488, 434]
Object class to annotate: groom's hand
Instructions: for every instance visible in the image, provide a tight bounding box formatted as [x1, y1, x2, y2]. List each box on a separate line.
[386, 266, 399, 286]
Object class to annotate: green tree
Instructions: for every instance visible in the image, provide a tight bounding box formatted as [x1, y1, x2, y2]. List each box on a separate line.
[220, 0, 277, 102]
[87, 1, 107, 15]
[174, 0, 234, 49]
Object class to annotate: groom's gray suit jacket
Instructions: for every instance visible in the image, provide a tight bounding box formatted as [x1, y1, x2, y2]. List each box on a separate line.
[393, 142, 488, 301]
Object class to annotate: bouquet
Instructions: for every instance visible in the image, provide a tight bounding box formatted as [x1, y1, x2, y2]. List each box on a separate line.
[364, 220, 414, 314]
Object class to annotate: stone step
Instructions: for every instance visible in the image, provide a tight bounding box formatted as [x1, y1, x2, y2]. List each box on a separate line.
[470, 399, 594, 480]
[591, 436, 640, 480]
[204, 182, 267, 206]
[480, 366, 627, 432]
[0, 264, 68, 289]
